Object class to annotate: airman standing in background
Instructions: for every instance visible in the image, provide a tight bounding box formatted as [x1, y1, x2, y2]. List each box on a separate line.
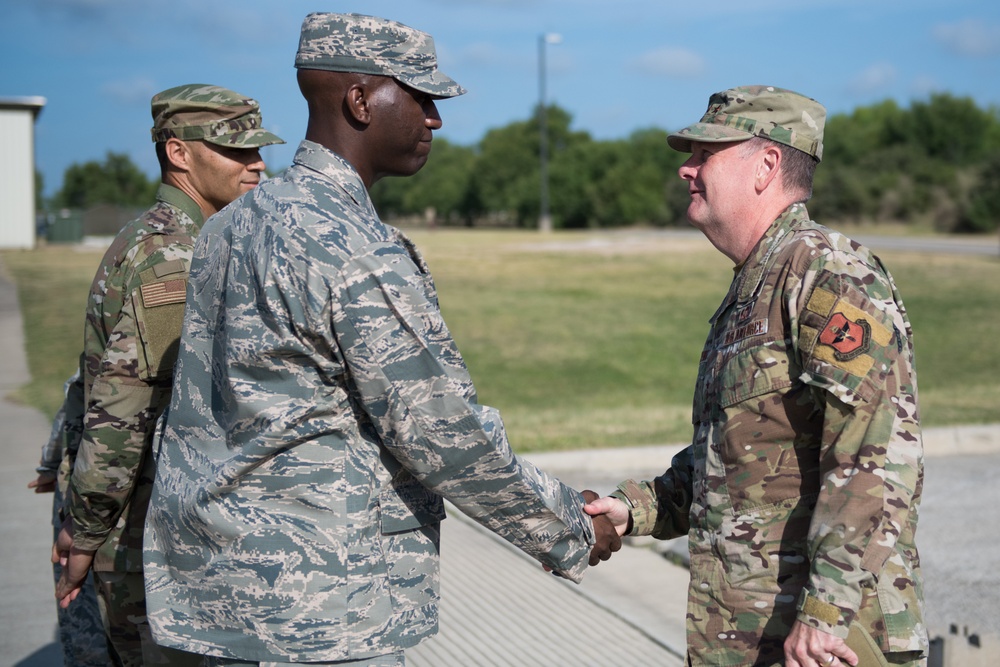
[53, 83, 283, 666]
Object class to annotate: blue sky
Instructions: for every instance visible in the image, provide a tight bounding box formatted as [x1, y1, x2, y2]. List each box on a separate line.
[3, 0, 999, 199]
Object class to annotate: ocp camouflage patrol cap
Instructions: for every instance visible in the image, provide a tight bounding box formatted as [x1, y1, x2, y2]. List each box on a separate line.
[150, 83, 284, 148]
[294, 12, 466, 99]
[668, 85, 826, 161]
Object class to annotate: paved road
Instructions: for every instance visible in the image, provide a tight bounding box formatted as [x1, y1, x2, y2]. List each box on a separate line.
[530, 228, 1000, 258]
[852, 234, 1000, 257]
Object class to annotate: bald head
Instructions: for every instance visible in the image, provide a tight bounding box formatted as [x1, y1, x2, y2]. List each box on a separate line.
[299, 69, 394, 144]
[299, 70, 364, 121]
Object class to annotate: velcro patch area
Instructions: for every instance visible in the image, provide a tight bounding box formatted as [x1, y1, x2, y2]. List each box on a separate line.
[140, 279, 187, 308]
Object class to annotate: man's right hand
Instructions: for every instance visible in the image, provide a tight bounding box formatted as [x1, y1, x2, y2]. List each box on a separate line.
[28, 471, 57, 494]
[582, 490, 627, 566]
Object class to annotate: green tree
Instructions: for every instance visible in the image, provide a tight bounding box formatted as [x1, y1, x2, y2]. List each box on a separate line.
[35, 169, 45, 211]
[962, 152, 1000, 232]
[564, 129, 686, 228]
[811, 165, 870, 222]
[371, 138, 478, 225]
[907, 93, 995, 164]
[467, 114, 539, 226]
[467, 105, 592, 228]
[53, 151, 156, 210]
[823, 100, 908, 166]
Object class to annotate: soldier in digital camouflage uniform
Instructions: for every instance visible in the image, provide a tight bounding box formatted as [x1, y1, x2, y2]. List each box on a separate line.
[143, 13, 619, 667]
[585, 86, 926, 667]
[52, 83, 283, 666]
[28, 370, 110, 666]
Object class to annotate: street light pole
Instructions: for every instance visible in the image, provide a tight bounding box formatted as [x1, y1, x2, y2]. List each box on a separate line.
[538, 33, 560, 233]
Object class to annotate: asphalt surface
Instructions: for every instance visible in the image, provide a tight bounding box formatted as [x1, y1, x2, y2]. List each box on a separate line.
[2, 247, 998, 666]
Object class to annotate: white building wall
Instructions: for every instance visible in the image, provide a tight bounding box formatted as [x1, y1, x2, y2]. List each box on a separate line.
[0, 104, 41, 249]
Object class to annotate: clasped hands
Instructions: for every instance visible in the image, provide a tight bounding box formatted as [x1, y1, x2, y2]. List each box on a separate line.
[581, 490, 631, 566]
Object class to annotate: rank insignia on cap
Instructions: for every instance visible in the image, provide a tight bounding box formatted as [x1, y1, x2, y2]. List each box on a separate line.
[819, 312, 871, 361]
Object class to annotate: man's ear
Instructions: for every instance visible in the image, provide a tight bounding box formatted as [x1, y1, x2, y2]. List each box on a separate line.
[164, 138, 193, 172]
[755, 145, 782, 192]
[345, 83, 372, 125]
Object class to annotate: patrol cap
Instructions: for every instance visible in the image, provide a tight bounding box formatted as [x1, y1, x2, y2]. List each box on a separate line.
[150, 83, 284, 148]
[668, 85, 826, 161]
[294, 12, 466, 99]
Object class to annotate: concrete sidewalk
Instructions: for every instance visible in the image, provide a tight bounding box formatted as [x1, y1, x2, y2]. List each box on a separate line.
[1, 259, 66, 666]
[2, 252, 998, 666]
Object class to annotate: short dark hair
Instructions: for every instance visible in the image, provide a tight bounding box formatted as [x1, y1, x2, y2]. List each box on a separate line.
[739, 136, 818, 202]
[154, 141, 169, 180]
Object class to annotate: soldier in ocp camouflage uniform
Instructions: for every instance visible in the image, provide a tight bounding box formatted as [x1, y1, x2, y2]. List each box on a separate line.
[28, 369, 110, 666]
[143, 13, 620, 667]
[585, 87, 926, 667]
[53, 84, 283, 666]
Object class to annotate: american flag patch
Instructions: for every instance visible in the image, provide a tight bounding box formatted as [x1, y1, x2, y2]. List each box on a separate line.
[140, 279, 186, 308]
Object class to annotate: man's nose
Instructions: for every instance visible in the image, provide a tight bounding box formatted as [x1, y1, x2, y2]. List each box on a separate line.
[425, 101, 443, 130]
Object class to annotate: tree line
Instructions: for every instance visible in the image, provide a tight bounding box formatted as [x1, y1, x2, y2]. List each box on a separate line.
[45, 93, 1000, 233]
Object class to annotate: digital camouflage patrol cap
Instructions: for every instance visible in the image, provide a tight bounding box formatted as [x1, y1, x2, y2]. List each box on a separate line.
[150, 83, 284, 148]
[668, 85, 826, 161]
[294, 12, 466, 99]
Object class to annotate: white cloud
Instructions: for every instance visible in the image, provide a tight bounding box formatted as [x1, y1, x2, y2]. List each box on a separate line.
[631, 47, 706, 79]
[28, 0, 127, 20]
[101, 77, 158, 106]
[426, 0, 535, 6]
[846, 62, 897, 96]
[458, 42, 506, 67]
[933, 19, 1000, 58]
[909, 75, 941, 99]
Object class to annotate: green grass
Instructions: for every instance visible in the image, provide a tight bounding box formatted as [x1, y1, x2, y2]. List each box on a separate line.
[3, 230, 998, 452]
[1, 245, 98, 418]
[887, 252, 1000, 425]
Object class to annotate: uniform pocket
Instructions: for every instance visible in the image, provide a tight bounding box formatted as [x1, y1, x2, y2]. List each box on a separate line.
[379, 475, 443, 614]
[717, 340, 794, 410]
[718, 497, 811, 593]
[378, 471, 446, 535]
[715, 342, 821, 514]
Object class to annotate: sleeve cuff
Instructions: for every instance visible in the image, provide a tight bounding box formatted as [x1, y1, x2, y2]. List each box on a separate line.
[611, 479, 655, 536]
[796, 590, 850, 638]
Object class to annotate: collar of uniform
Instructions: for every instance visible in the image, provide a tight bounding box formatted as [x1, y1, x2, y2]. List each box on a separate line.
[292, 139, 376, 217]
[735, 203, 810, 303]
[155, 182, 205, 228]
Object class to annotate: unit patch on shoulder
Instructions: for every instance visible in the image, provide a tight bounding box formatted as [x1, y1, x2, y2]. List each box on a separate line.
[803, 286, 895, 380]
[819, 312, 870, 361]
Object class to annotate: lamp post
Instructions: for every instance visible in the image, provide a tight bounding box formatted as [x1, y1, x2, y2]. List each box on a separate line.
[538, 32, 561, 233]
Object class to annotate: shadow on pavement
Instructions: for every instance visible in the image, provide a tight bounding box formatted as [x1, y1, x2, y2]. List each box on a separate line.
[14, 642, 62, 666]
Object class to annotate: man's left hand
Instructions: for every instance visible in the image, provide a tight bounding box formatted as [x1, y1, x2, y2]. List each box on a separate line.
[784, 620, 859, 667]
[52, 517, 96, 609]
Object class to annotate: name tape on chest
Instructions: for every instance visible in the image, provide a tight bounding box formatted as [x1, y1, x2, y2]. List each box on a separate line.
[723, 318, 769, 347]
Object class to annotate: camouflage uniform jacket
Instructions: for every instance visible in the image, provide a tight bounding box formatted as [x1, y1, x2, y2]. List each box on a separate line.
[613, 204, 926, 666]
[144, 140, 596, 663]
[68, 184, 203, 573]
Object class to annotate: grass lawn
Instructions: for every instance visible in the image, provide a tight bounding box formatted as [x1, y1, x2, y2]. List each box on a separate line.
[3, 228, 998, 452]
